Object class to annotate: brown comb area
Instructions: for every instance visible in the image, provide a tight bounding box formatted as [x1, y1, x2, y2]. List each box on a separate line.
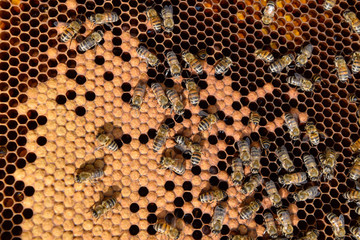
[1, 0, 360, 239]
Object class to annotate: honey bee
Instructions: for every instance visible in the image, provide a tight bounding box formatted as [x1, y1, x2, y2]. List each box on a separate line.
[349, 51, 360, 74]
[284, 112, 300, 141]
[255, 49, 274, 63]
[356, 206, 360, 215]
[182, 51, 204, 75]
[210, 204, 226, 234]
[91, 197, 117, 219]
[262, 0, 276, 25]
[293, 186, 320, 202]
[350, 156, 360, 181]
[278, 172, 307, 187]
[304, 121, 322, 146]
[230, 235, 252, 240]
[151, 83, 170, 109]
[198, 111, 219, 132]
[323, 0, 336, 10]
[260, 136, 271, 153]
[239, 199, 261, 220]
[185, 78, 200, 106]
[159, 156, 185, 175]
[95, 132, 119, 152]
[137, 46, 160, 67]
[303, 154, 320, 181]
[166, 89, 185, 116]
[231, 157, 245, 186]
[214, 57, 233, 76]
[299, 229, 319, 240]
[269, 53, 295, 74]
[237, 137, 251, 166]
[277, 209, 294, 238]
[130, 81, 146, 110]
[295, 44, 313, 68]
[88, 12, 119, 29]
[351, 226, 360, 240]
[154, 222, 181, 240]
[327, 212, 346, 240]
[275, 145, 295, 173]
[249, 111, 261, 131]
[286, 73, 315, 92]
[153, 124, 170, 152]
[161, 5, 174, 33]
[0, 147, 7, 157]
[351, 138, 360, 153]
[166, 51, 181, 78]
[147, 7, 162, 32]
[344, 10, 360, 34]
[197, 49, 207, 60]
[319, 147, 338, 181]
[240, 174, 263, 195]
[343, 188, 360, 204]
[190, 143, 202, 166]
[265, 180, 282, 208]
[59, 19, 82, 43]
[263, 211, 278, 238]
[78, 30, 104, 52]
[199, 190, 227, 203]
[312, 74, 322, 83]
[333, 55, 351, 83]
[75, 167, 104, 183]
[348, 93, 358, 103]
[174, 135, 202, 166]
[250, 143, 261, 174]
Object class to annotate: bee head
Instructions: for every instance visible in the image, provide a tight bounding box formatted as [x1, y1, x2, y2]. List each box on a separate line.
[92, 209, 99, 218]
[88, 14, 95, 23]
[75, 174, 81, 183]
[292, 193, 299, 202]
[278, 176, 284, 184]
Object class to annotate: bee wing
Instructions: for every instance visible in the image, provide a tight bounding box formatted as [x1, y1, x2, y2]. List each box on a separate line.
[339, 214, 345, 225]
[355, 181, 360, 191]
[164, 5, 173, 14]
[174, 144, 187, 153]
[303, 44, 313, 53]
[294, 72, 303, 80]
[244, 136, 251, 145]
[199, 110, 209, 117]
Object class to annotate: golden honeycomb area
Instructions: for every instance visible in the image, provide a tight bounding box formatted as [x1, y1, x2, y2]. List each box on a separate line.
[1, 0, 360, 239]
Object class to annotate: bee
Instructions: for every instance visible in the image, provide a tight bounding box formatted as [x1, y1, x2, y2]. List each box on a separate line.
[260, 136, 271, 153]
[356, 206, 360, 215]
[231, 157, 245, 186]
[286, 73, 315, 92]
[277, 209, 294, 238]
[319, 147, 338, 181]
[198, 111, 219, 132]
[166, 89, 185, 116]
[174, 135, 202, 165]
[333, 55, 351, 83]
[351, 138, 360, 153]
[304, 121, 322, 145]
[88, 12, 119, 28]
[130, 81, 146, 110]
[199, 190, 227, 203]
[151, 83, 170, 109]
[350, 51, 360, 75]
[303, 154, 320, 181]
[295, 44, 313, 68]
[214, 57, 233, 75]
[239, 199, 261, 220]
[344, 10, 360, 34]
[161, 5, 174, 33]
[312, 74, 322, 83]
[230, 235, 252, 240]
[240, 174, 263, 195]
[154, 222, 181, 240]
[284, 113, 300, 141]
[159, 156, 185, 175]
[91, 197, 117, 219]
[265, 180, 282, 208]
[323, 0, 336, 10]
[278, 172, 307, 187]
[59, 19, 82, 43]
[137, 46, 160, 67]
[75, 167, 104, 183]
[350, 156, 360, 181]
[210, 204, 226, 234]
[263, 211, 278, 238]
[250, 143, 261, 174]
[182, 51, 204, 75]
[95, 132, 119, 152]
[237, 137, 251, 166]
[343, 188, 360, 204]
[185, 78, 200, 106]
[197, 49, 207, 60]
[249, 111, 261, 130]
[262, 0, 276, 25]
[348, 93, 358, 103]
[146, 7, 162, 32]
[78, 30, 104, 52]
[255, 49, 274, 63]
[275, 145, 295, 173]
[269, 54, 295, 74]
[293, 186, 320, 202]
[299, 229, 319, 240]
[0, 147, 7, 157]
[350, 225, 360, 240]
[190, 142, 202, 166]
[166, 51, 181, 78]
[153, 124, 170, 152]
[327, 212, 346, 240]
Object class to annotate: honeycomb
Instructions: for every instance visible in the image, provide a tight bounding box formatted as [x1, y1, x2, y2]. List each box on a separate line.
[1, 0, 360, 239]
